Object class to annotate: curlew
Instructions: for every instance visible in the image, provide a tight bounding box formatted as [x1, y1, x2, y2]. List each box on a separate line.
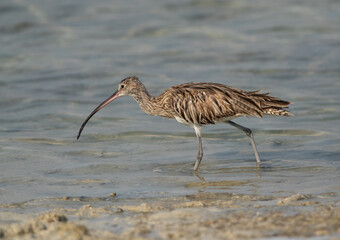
[77, 76, 293, 170]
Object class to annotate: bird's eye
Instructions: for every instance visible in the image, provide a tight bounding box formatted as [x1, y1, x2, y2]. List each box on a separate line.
[121, 84, 125, 89]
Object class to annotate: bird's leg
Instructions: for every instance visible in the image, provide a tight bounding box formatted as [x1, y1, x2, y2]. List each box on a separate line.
[226, 120, 261, 164]
[193, 125, 203, 171]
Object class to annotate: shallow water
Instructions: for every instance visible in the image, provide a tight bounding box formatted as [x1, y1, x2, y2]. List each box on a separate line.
[1, 0, 340, 239]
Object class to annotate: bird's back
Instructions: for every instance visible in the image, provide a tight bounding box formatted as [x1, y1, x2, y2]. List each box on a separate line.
[156, 82, 292, 126]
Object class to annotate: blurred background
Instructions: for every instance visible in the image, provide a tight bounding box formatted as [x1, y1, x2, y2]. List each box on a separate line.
[0, 0, 339, 207]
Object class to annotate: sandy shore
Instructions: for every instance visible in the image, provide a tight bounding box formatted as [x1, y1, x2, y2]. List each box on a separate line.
[0, 192, 339, 239]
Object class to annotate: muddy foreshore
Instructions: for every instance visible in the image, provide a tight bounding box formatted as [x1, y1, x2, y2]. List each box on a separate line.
[0, 192, 339, 240]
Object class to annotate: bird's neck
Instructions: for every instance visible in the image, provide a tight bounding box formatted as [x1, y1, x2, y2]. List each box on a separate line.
[132, 88, 157, 116]
[132, 87, 171, 118]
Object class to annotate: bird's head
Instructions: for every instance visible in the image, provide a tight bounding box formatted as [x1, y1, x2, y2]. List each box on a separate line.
[117, 76, 144, 97]
[77, 76, 142, 139]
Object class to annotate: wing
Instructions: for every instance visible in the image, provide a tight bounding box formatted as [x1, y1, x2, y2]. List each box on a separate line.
[158, 82, 264, 125]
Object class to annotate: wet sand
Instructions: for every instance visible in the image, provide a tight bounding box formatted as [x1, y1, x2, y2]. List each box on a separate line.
[1, 192, 339, 240]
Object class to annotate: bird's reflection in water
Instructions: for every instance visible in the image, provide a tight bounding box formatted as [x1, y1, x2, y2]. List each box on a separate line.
[187, 161, 273, 191]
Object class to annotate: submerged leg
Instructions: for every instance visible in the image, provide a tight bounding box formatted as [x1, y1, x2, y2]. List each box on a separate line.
[226, 120, 261, 164]
[193, 125, 203, 171]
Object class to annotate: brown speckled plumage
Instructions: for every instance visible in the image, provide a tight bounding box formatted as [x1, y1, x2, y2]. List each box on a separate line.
[78, 76, 293, 170]
[158, 82, 292, 125]
[118, 77, 292, 125]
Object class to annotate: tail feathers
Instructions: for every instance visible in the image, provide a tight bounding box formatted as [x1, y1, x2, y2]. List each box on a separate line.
[263, 107, 293, 116]
[249, 92, 293, 117]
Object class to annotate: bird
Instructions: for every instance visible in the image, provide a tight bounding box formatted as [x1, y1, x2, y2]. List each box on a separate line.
[77, 76, 293, 171]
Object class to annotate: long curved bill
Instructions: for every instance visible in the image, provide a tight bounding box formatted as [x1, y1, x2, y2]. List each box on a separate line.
[77, 90, 120, 139]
